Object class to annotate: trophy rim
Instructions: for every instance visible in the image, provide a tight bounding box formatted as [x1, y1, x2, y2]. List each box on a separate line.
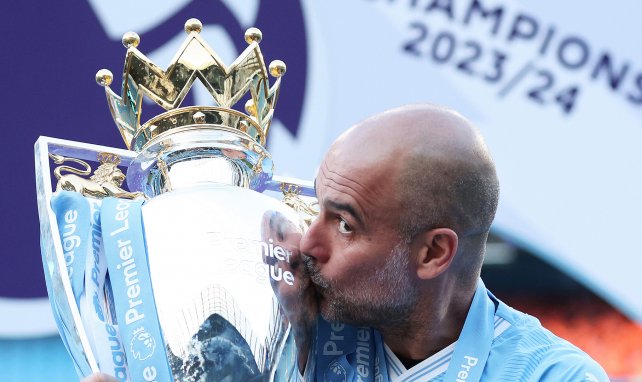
[126, 126, 274, 197]
[131, 106, 266, 152]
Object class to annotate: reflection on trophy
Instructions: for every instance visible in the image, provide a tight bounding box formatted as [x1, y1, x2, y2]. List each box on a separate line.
[35, 18, 317, 381]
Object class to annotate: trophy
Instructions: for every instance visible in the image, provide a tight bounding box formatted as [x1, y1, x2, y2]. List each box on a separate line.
[36, 18, 317, 381]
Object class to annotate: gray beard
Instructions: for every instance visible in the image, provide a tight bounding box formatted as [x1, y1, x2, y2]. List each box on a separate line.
[303, 241, 418, 328]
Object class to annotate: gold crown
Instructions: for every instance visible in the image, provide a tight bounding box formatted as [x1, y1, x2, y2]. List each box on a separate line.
[96, 152, 121, 165]
[95, 18, 286, 152]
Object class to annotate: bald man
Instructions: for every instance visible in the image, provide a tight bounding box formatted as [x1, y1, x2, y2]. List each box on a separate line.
[83, 104, 608, 381]
[291, 104, 608, 381]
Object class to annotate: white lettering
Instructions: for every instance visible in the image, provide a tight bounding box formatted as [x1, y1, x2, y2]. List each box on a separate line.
[355, 328, 371, 378]
[331, 322, 345, 332]
[283, 270, 294, 286]
[323, 340, 342, 356]
[110, 217, 129, 236]
[273, 245, 286, 261]
[106, 323, 128, 381]
[465, 355, 478, 366]
[127, 284, 141, 299]
[61, 208, 80, 276]
[323, 324, 345, 356]
[143, 366, 157, 381]
[374, 355, 384, 382]
[110, 201, 130, 236]
[455, 356, 479, 381]
[90, 222, 101, 288]
[109, 202, 146, 327]
[64, 209, 78, 224]
[270, 264, 283, 281]
[125, 307, 144, 325]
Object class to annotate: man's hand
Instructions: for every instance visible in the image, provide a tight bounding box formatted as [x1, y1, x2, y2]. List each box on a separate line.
[81, 373, 118, 382]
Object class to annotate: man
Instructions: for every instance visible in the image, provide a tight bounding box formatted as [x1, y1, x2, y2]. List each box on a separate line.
[83, 104, 608, 381]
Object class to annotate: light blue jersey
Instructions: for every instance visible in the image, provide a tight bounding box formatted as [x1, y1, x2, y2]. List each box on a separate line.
[384, 297, 608, 381]
[300, 280, 609, 382]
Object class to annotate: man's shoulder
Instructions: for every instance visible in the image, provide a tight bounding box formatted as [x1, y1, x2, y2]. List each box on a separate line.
[485, 300, 609, 381]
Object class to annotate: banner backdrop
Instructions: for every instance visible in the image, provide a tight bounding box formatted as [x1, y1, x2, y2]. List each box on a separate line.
[1, 0, 641, 338]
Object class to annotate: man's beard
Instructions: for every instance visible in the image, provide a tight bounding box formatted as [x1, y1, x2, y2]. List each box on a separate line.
[303, 241, 418, 328]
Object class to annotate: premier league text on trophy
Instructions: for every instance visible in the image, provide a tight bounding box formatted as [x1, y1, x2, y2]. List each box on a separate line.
[108, 199, 159, 381]
[109, 200, 145, 326]
[205, 231, 296, 286]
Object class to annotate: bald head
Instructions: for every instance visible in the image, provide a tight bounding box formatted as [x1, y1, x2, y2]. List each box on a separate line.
[331, 104, 499, 262]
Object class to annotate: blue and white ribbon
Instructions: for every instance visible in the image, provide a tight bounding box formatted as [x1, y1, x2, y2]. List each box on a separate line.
[51, 191, 90, 306]
[80, 198, 130, 381]
[314, 319, 389, 382]
[101, 197, 172, 382]
[442, 281, 495, 382]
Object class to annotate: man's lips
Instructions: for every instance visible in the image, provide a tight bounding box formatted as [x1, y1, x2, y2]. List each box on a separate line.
[302, 255, 330, 298]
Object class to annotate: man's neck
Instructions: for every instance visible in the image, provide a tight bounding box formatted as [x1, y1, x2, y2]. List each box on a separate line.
[396, 354, 427, 369]
[379, 281, 476, 361]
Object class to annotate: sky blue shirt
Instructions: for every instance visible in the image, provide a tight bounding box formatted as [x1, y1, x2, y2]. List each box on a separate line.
[383, 294, 609, 381]
[293, 280, 609, 382]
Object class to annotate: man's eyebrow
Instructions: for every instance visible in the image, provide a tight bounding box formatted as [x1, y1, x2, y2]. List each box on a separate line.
[325, 199, 364, 226]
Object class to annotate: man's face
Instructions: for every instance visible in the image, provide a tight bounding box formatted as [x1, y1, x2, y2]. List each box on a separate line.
[300, 147, 419, 327]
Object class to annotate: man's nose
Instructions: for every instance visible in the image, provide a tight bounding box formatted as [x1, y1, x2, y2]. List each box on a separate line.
[299, 217, 329, 264]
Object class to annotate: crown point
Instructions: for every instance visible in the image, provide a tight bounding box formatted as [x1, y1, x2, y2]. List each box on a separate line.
[193, 111, 206, 124]
[95, 69, 113, 86]
[269, 60, 287, 78]
[244, 27, 262, 44]
[245, 99, 258, 117]
[122, 32, 140, 48]
[184, 18, 202, 34]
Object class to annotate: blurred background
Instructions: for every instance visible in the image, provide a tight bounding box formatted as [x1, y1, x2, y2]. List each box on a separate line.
[1, 0, 641, 380]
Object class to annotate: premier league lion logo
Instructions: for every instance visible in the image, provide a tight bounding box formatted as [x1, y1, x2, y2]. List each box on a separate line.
[130, 326, 156, 361]
[325, 359, 349, 382]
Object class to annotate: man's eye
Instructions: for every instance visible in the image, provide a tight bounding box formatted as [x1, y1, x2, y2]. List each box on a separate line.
[338, 219, 353, 234]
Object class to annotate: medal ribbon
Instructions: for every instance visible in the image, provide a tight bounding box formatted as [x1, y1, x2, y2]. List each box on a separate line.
[311, 279, 495, 382]
[440, 280, 495, 382]
[313, 319, 389, 382]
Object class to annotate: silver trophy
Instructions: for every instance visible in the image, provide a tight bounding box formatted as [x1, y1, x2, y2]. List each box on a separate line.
[36, 18, 317, 381]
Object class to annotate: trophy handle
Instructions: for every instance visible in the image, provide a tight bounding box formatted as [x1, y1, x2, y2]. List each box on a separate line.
[35, 137, 109, 375]
[49, 152, 146, 200]
[35, 137, 141, 376]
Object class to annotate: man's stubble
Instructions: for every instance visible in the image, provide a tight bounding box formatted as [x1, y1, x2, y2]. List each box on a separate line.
[303, 241, 418, 328]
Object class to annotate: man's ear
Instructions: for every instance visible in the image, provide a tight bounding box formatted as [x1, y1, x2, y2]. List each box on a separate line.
[413, 228, 458, 280]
